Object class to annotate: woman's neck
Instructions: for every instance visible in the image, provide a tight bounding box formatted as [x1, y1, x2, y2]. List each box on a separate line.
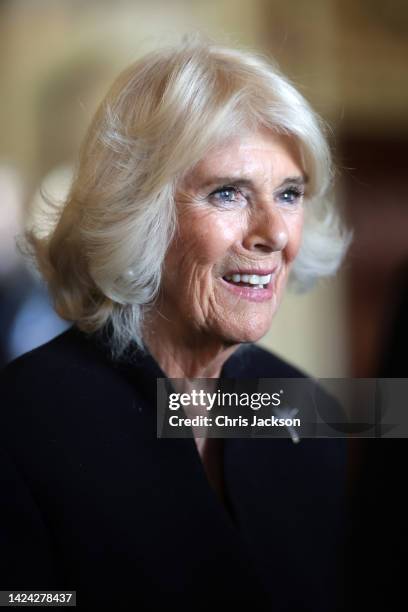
[142, 313, 239, 379]
[143, 313, 241, 464]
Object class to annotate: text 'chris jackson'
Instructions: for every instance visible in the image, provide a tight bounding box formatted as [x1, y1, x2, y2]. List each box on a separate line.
[167, 390, 301, 430]
[167, 414, 301, 428]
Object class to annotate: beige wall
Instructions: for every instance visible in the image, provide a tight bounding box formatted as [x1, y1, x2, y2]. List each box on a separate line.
[259, 272, 351, 377]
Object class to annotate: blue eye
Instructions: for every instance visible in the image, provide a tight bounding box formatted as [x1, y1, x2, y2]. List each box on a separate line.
[209, 185, 244, 207]
[277, 187, 304, 205]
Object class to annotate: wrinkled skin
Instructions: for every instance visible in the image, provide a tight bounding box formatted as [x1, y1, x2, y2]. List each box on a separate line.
[144, 127, 306, 378]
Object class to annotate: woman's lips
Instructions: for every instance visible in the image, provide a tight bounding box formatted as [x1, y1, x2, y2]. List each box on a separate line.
[220, 275, 276, 303]
[223, 268, 277, 278]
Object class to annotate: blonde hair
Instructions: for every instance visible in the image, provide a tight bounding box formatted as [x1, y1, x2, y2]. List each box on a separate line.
[24, 36, 350, 360]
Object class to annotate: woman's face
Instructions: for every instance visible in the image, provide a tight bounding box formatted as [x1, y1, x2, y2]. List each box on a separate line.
[158, 127, 306, 346]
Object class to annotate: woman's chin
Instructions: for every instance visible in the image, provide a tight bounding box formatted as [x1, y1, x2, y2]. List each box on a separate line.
[220, 319, 273, 345]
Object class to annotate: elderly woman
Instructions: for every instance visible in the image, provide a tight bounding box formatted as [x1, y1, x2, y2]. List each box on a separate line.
[0, 39, 350, 611]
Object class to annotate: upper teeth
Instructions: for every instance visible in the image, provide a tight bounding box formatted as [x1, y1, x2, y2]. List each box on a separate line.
[225, 273, 272, 284]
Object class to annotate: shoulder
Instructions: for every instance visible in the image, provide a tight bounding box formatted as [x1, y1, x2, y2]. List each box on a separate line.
[1, 327, 106, 389]
[225, 343, 347, 445]
[0, 324, 127, 381]
[2, 325, 104, 371]
[223, 343, 308, 378]
[0, 326, 134, 426]
[0, 327, 148, 477]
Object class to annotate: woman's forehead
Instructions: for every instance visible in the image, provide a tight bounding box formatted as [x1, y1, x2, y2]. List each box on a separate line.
[182, 130, 305, 187]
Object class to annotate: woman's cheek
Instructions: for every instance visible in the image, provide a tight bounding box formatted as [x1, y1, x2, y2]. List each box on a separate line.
[187, 211, 240, 263]
[210, 214, 242, 255]
[210, 211, 244, 245]
[285, 210, 305, 262]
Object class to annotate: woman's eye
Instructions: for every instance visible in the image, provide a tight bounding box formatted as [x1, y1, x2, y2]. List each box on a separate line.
[209, 186, 243, 206]
[277, 187, 304, 205]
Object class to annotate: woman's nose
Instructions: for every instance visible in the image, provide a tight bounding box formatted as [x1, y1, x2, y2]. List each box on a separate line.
[242, 207, 289, 253]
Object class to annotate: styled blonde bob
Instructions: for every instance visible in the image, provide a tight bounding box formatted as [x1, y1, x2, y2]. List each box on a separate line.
[25, 36, 350, 361]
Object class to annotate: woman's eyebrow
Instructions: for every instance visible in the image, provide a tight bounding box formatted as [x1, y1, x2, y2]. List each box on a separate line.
[200, 176, 254, 190]
[276, 175, 308, 189]
[200, 174, 308, 190]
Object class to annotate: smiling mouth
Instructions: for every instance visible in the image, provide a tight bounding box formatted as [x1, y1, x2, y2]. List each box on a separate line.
[222, 272, 272, 289]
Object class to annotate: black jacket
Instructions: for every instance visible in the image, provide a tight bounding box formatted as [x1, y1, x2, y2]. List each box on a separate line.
[0, 325, 348, 611]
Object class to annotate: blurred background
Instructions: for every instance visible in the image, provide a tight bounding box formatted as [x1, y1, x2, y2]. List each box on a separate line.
[1, 0, 407, 379]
